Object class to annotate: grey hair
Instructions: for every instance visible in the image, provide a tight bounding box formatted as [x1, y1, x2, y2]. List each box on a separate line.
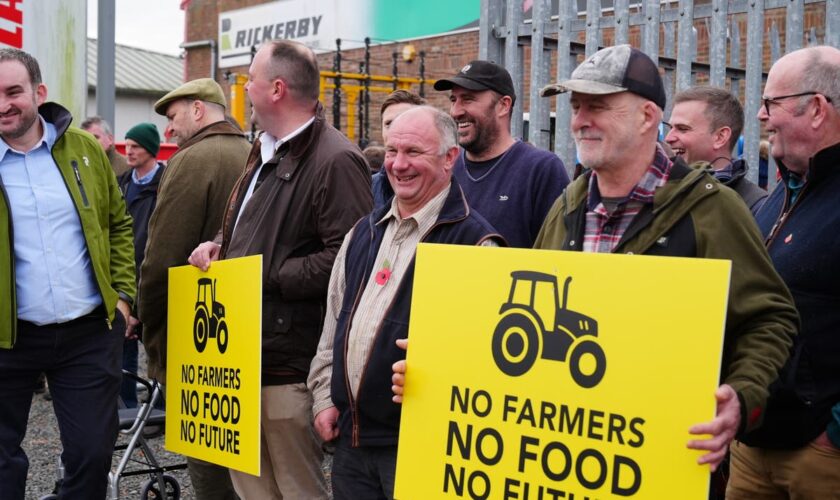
[80, 116, 113, 135]
[425, 106, 458, 155]
[794, 47, 840, 114]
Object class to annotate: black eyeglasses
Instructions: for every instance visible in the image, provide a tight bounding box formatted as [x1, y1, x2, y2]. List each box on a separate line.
[762, 91, 833, 115]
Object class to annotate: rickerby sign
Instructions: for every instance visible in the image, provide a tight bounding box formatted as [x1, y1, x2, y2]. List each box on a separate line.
[218, 0, 480, 68]
[395, 244, 730, 499]
[166, 256, 262, 475]
[0, 0, 86, 120]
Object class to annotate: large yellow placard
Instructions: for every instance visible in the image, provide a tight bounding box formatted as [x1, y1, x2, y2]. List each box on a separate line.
[166, 255, 262, 475]
[395, 244, 730, 499]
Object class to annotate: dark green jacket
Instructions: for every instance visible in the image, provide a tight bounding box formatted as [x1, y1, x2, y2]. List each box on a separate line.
[534, 159, 798, 434]
[0, 102, 135, 347]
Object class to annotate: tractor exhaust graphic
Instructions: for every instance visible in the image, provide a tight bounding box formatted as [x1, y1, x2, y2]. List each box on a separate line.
[492, 271, 606, 388]
[193, 278, 229, 353]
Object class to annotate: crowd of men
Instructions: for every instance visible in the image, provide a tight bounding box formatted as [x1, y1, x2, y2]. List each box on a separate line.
[0, 38, 837, 500]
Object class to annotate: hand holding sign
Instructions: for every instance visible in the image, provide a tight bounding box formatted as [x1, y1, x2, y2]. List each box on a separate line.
[687, 384, 742, 472]
[391, 338, 408, 404]
[189, 241, 222, 271]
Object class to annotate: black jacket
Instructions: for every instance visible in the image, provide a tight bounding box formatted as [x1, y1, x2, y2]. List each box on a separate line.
[741, 142, 840, 449]
[723, 159, 768, 216]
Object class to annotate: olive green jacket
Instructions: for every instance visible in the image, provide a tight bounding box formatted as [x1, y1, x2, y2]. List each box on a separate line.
[0, 103, 135, 347]
[534, 159, 799, 434]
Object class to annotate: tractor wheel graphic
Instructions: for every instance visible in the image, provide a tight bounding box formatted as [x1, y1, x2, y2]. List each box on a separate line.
[193, 308, 209, 353]
[217, 320, 229, 354]
[492, 313, 541, 376]
[569, 339, 606, 388]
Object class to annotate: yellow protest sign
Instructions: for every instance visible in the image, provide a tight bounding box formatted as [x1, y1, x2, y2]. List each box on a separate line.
[166, 255, 262, 475]
[395, 244, 730, 500]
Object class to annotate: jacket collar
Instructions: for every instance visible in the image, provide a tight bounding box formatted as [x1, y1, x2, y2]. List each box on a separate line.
[367, 176, 471, 233]
[37, 102, 73, 138]
[776, 140, 840, 185]
[168, 120, 245, 161]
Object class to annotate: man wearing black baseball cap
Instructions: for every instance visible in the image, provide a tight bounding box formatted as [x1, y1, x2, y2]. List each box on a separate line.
[535, 44, 797, 479]
[434, 60, 569, 248]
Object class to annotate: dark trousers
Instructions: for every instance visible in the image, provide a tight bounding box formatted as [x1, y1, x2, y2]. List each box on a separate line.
[120, 337, 138, 407]
[0, 311, 123, 500]
[331, 444, 398, 500]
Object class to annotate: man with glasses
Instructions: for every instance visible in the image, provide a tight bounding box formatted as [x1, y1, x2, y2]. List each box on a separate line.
[727, 45, 840, 498]
[664, 86, 767, 215]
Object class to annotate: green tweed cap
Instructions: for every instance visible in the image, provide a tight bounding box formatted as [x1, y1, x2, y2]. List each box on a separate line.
[154, 78, 227, 115]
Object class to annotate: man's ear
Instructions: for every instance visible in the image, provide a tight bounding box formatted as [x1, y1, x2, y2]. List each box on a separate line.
[192, 100, 206, 121]
[35, 83, 47, 106]
[639, 100, 661, 135]
[712, 126, 732, 152]
[496, 95, 513, 117]
[271, 78, 286, 103]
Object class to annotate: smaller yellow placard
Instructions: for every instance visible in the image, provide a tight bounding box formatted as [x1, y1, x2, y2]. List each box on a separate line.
[165, 255, 262, 475]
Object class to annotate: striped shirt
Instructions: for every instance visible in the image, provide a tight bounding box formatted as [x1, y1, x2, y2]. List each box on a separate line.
[583, 146, 672, 253]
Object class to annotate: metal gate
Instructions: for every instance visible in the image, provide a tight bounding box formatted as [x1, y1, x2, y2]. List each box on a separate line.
[479, 0, 840, 185]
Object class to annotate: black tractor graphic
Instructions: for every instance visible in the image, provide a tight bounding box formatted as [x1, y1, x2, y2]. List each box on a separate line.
[492, 271, 606, 388]
[193, 278, 228, 354]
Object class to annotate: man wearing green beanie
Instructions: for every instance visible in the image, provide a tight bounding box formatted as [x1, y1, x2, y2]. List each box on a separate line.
[119, 122, 164, 408]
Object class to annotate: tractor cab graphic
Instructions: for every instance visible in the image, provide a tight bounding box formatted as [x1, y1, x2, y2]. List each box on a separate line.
[193, 278, 229, 354]
[492, 271, 606, 388]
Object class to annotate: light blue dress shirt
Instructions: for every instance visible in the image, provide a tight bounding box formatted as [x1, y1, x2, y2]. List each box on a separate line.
[0, 117, 101, 324]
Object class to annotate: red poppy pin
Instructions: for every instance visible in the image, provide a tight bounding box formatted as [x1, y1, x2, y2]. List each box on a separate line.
[375, 259, 392, 286]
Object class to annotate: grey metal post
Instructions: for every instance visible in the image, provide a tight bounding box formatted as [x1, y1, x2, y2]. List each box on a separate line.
[770, 23, 781, 63]
[785, 0, 804, 53]
[553, 0, 578, 175]
[730, 18, 741, 96]
[615, 0, 630, 44]
[528, 0, 552, 149]
[743, 0, 764, 184]
[663, 22, 676, 119]
[479, 0, 504, 62]
[709, 0, 728, 87]
[676, 0, 695, 92]
[96, 0, 116, 128]
[586, 0, 601, 57]
[827, 0, 840, 48]
[506, 0, 525, 139]
[642, 0, 661, 62]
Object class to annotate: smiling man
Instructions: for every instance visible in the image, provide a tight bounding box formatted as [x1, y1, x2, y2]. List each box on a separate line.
[434, 60, 569, 247]
[308, 106, 503, 499]
[534, 43, 798, 476]
[665, 86, 767, 215]
[0, 47, 134, 498]
[728, 45, 840, 499]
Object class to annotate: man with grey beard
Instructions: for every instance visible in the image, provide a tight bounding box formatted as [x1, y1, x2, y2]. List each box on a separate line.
[435, 61, 569, 248]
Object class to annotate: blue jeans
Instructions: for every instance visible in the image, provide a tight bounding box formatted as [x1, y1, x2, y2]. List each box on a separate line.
[0, 310, 123, 500]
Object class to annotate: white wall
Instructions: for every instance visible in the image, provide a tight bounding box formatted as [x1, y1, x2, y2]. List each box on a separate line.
[86, 91, 170, 142]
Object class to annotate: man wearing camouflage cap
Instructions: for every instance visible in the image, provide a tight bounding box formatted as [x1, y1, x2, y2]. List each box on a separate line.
[138, 78, 248, 500]
[535, 44, 798, 475]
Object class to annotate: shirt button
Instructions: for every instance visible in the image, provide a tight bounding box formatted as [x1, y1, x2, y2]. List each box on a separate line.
[603, 225, 612, 233]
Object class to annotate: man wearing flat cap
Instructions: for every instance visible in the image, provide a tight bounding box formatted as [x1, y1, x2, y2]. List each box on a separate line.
[434, 60, 569, 248]
[535, 44, 798, 478]
[138, 78, 248, 500]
